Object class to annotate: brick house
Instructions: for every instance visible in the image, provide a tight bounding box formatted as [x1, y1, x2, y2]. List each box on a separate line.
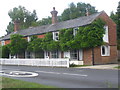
[0, 8, 118, 65]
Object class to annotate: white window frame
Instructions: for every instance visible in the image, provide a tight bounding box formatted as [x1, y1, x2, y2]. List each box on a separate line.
[73, 27, 79, 36]
[44, 51, 49, 59]
[53, 32, 59, 41]
[101, 45, 110, 56]
[1, 41, 5, 46]
[70, 50, 78, 60]
[79, 49, 83, 60]
[27, 36, 31, 42]
[51, 51, 59, 58]
[103, 25, 109, 42]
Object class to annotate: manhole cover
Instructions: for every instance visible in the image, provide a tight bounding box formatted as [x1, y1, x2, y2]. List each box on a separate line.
[0, 71, 38, 77]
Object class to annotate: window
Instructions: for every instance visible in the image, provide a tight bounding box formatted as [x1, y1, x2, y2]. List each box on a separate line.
[73, 27, 78, 36]
[1, 41, 5, 46]
[45, 51, 49, 58]
[101, 45, 110, 56]
[27, 36, 31, 42]
[103, 26, 109, 42]
[51, 51, 59, 58]
[70, 50, 78, 59]
[53, 32, 59, 41]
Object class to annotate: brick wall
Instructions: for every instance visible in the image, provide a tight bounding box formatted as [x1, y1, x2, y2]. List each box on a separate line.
[98, 12, 117, 46]
[37, 34, 45, 38]
[5, 40, 11, 45]
[83, 48, 93, 65]
[83, 12, 118, 65]
[93, 46, 118, 65]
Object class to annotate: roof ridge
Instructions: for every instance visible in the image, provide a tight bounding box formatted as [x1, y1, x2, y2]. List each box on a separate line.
[1, 11, 104, 40]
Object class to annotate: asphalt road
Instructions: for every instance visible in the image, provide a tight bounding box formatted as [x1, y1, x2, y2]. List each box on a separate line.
[0, 65, 119, 88]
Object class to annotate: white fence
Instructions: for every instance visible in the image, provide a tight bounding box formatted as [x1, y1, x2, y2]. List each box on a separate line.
[0, 58, 69, 68]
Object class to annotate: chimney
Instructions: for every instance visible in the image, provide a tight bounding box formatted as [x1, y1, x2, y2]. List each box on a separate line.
[50, 7, 58, 24]
[14, 20, 20, 32]
[86, 8, 90, 16]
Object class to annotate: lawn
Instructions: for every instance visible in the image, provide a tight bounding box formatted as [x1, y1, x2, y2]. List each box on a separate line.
[0, 77, 56, 88]
[70, 63, 90, 67]
[114, 66, 120, 69]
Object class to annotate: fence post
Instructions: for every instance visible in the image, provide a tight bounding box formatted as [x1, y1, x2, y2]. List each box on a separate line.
[67, 58, 69, 68]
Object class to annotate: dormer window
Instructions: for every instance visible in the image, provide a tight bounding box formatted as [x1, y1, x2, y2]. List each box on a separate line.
[73, 27, 78, 36]
[103, 25, 109, 42]
[1, 41, 5, 46]
[53, 32, 59, 41]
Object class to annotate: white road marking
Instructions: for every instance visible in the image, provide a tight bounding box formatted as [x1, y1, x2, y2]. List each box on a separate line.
[62, 73, 88, 77]
[36, 71, 60, 74]
[36, 71, 88, 77]
[0, 70, 38, 77]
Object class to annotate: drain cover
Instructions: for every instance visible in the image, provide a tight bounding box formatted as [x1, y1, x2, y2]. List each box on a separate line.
[0, 71, 38, 77]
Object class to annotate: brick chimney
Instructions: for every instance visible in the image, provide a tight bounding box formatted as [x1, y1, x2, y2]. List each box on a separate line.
[14, 20, 20, 32]
[50, 7, 58, 24]
[86, 8, 90, 16]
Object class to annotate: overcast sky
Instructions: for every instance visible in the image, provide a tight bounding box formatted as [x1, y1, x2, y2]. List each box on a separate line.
[0, 0, 119, 37]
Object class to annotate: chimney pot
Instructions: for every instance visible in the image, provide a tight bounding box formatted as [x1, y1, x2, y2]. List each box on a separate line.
[51, 7, 58, 24]
[86, 8, 90, 16]
[14, 20, 20, 32]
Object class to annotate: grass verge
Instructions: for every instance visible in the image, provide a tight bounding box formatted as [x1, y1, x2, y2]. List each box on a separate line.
[114, 66, 120, 69]
[70, 63, 90, 67]
[0, 77, 56, 88]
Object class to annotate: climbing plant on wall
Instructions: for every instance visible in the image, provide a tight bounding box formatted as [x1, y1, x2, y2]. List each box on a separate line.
[41, 32, 60, 51]
[12, 18, 105, 53]
[27, 38, 43, 52]
[59, 18, 105, 51]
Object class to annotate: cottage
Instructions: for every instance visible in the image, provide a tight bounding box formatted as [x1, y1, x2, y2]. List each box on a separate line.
[0, 7, 118, 65]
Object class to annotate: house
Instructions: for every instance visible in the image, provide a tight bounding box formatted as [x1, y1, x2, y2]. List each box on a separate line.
[0, 7, 118, 65]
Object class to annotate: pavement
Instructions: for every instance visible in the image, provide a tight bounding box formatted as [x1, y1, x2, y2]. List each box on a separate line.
[76, 64, 119, 70]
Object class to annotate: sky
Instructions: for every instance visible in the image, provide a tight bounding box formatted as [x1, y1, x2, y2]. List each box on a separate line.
[0, 0, 119, 37]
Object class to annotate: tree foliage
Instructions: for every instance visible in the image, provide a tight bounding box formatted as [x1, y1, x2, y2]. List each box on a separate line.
[9, 34, 28, 55]
[6, 6, 38, 34]
[0, 45, 2, 58]
[61, 2, 97, 21]
[6, 2, 98, 34]
[117, 1, 120, 40]
[2, 44, 10, 58]
[110, 1, 120, 49]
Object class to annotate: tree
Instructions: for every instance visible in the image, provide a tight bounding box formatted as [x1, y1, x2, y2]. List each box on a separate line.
[2, 44, 10, 58]
[110, 11, 118, 24]
[61, 2, 97, 21]
[0, 45, 2, 58]
[6, 6, 38, 34]
[38, 17, 52, 26]
[117, 1, 120, 40]
[9, 34, 28, 56]
[110, 2, 120, 50]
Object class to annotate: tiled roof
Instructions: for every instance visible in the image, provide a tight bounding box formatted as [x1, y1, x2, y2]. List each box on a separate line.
[1, 11, 103, 40]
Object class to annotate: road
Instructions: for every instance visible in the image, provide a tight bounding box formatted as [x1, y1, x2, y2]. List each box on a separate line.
[0, 65, 119, 88]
